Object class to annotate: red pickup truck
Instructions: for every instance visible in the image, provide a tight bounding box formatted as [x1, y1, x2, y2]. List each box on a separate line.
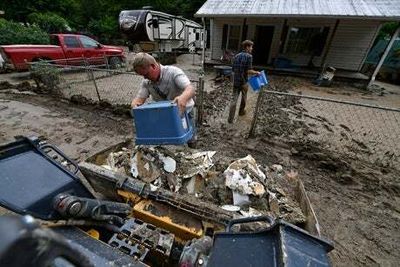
[0, 33, 125, 71]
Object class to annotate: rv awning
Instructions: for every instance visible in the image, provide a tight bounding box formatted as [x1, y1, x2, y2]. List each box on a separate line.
[195, 0, 400, 20]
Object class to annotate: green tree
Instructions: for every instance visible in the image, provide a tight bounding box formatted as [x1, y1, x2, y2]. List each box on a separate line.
[28, 12, 70, 33]
[377, 22, 400, 40]
[0, 0, 206, 44]
[0, 0, 79, 24]
[88, 16, 119, 43]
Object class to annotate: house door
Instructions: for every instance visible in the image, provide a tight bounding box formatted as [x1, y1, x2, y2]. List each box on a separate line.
[253, 26, 274, 65]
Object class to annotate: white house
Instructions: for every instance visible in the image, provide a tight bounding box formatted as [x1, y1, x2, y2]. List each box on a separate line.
[195, 0, 400, 72]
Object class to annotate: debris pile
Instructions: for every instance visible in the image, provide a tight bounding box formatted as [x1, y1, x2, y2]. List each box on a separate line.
[101, 146, 306, 225]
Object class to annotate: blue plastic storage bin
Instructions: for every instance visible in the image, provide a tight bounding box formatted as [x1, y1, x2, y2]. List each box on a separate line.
[248, 70, 268, 91]
[132, 101, 193, 145]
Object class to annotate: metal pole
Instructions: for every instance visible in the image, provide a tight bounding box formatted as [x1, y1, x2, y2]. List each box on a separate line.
[368, 26, 400, 87]
[201, 17, 206, 73]
[104, 55, 110, 72]
[248, 85, 265, 138]
[83, 57, 91, 80]
[91, 69, 101, 102]
[197, 76, 205, 126]
[85, 59, 101, 101]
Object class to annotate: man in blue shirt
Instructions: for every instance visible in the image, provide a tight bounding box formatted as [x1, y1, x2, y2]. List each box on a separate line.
[228, 40, 259, 123]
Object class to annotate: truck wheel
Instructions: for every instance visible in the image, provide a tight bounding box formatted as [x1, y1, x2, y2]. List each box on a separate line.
[108, 57, 121, 69]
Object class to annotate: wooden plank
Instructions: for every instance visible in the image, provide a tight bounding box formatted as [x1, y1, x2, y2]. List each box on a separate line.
[295, 179, 321, 236]
[248, 84, 265, 138]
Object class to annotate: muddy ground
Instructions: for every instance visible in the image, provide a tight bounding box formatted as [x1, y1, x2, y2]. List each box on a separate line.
[1, 57, 399, 266]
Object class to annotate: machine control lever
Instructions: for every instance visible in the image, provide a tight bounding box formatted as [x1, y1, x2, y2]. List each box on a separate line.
[53, 194, 131, 225]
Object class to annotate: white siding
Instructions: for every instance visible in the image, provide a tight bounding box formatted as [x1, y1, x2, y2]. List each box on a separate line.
[210, 18, 244, 60]
[210, 18, 223, 60]
[325, 19, 381, 70]
[211, 17, 284, 63]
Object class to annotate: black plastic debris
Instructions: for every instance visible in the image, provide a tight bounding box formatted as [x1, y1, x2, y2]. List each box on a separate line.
[207, 216, 334, 267]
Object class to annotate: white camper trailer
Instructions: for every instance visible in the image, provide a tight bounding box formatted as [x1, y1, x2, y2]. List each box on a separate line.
[119, 9, 203, 53]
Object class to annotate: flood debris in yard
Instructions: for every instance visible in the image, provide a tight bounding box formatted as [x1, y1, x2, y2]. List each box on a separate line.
[102, 147, 131, 175]
[100, 146, 306, 225]
[224, 155, 266, 196]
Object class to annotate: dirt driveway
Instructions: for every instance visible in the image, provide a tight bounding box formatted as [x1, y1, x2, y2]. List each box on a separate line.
[1, 58, 399, 266]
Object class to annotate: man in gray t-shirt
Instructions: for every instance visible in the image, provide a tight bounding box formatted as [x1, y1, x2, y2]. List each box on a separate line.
[131, 52, 195, 113]
[131, 52, 197, 147]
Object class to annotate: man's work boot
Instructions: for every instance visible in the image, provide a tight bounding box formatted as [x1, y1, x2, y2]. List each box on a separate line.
[187, 139, 197, 149]
[187, 134, 197, 149]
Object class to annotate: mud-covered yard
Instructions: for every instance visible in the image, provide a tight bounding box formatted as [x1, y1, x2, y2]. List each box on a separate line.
[0, 58, 399, 266]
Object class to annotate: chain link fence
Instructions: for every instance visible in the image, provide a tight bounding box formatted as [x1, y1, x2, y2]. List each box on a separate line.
[30, 60, 200, 106]
[29, 60, 399, 170]
[251, 88, 400, 170]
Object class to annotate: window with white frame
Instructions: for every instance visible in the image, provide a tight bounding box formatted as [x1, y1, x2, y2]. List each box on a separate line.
[227, 25, 241, 50]
[222, 24, 241, 51]
[285, 26, 329, 56]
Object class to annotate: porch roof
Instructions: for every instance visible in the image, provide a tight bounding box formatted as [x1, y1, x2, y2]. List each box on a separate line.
[195, 0, 400, 20]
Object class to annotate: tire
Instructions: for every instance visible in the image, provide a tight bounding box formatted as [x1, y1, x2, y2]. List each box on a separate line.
[108, 56, 122, 69]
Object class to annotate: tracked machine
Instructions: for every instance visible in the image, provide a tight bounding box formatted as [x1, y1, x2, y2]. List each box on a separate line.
[0, 136, 334, 266]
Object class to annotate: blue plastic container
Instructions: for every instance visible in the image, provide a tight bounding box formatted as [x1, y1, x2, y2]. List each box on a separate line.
[248, 70, 268, 91]
[132, 101, 193, 145]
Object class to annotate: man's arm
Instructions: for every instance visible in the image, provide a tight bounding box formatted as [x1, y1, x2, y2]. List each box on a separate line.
[247, 69, 260, 76]
[174, 84, 195, 114]
[131, 80, 149, 108]
[131, 97, 146, 108]
[246, 55, 260, 76]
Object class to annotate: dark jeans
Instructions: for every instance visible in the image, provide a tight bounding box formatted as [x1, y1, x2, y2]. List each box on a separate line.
[228, 84, 248, 123]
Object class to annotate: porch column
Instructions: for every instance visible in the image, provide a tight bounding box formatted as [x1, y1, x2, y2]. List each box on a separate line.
[279, 19, 288, 53]
[241, 18, 247, 41]
[368, 25, 400, 87]
[320, 19, 340, 70]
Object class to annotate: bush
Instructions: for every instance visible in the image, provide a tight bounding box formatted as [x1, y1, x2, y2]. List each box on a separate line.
[30, 63, 62, 95]
[0, 19, 49, 45]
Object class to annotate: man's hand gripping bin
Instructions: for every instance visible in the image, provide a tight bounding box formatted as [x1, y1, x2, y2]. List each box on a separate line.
[132, 101, 193, 145]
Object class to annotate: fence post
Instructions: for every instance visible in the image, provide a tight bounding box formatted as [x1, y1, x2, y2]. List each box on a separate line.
[85, 59, 101, 102]
[197, 75, 205, 126]
[248, 85, 265, 138]
[83, 57, 90, 80]
[104, 54, 111, 76]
